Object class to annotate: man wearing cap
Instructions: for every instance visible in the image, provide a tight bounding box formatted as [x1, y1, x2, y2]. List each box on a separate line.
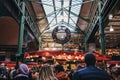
[73, 51, 110, 80]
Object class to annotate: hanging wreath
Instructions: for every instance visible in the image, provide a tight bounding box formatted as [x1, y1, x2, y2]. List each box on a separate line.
[52, 26, 71, 44]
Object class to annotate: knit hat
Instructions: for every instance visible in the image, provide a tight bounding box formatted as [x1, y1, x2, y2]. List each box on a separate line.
[19, 64, 29, 75]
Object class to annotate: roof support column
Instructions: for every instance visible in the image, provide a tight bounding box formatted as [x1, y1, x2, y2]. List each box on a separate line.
[16, 0, 25, 67]
[39, 37, 42, 50]
[84, 42, 88, 51]
[98, 0, 106, 54]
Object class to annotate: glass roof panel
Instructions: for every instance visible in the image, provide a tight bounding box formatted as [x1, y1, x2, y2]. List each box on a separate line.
[63, 0, 70, 9]
[42, 0, 54, 14]
[69, 0, 82, 27]
[55, 0, 61, 10]
[41, 0, 83, 31]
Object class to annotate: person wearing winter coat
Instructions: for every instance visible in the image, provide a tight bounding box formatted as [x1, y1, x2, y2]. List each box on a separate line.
[13, 63, 30, 80]
[73, 52, 110, 80]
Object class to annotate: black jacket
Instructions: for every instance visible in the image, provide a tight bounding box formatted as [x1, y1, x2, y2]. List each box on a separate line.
[73, 65, 110, 80]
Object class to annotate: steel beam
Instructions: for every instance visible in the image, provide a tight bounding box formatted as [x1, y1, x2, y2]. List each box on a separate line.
[53, 0, 57, 24]
[85, 0, 119, 49]
[36, 8, 61, 22]
[84, 0, 108, 43]
[40, 10, 60, 35]
[85, 0, 97, 30]
[64, 10, 85, 34]
[14, 0, 40, 41]
[98, 1, 106, 54]
[63, 8, 89, 23]
[17, 1, 25, 56]
[68, 0, 72, 24]
[16, 1, 25, 68]
[29, 0, 60, 8]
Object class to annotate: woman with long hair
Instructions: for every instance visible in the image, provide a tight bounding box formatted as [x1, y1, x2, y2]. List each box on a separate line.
[39, 64, 58, 80]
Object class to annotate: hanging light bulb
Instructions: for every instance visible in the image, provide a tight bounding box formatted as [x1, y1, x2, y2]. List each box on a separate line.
[109, 14, 113, 20]
[109, 26, 114, 32]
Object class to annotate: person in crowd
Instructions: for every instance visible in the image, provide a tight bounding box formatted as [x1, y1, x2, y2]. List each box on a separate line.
[109, 64, 118, 80]
[73, 51, 110, 80]
[10, 66, 18, 80]
[55, 64, 70, 80]
[0, 63, 8, 80]
[106, 67, 111, 76]
[13, 63, 30, 80]
[67, 66, 74, 80]
[68, 69, 74, 80]
[10, 59, 26, 80]
[39, 64, 58, 80]
[76, 65, 83, 71]
[30, 66, 40, 80]
[96, 60, 105, 70]
[116, 68, 120, 80]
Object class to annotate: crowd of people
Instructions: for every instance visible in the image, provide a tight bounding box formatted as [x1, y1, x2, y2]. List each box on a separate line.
[0, 51, 120, 80]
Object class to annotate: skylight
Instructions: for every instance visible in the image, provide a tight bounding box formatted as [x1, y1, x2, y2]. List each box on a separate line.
[41, 0, 83, 31]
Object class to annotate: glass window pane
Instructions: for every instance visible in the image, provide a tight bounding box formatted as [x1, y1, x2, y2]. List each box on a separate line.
[41, 0, 83, 30]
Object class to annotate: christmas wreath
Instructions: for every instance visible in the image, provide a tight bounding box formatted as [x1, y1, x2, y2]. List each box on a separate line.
[52, 26, 71, 44]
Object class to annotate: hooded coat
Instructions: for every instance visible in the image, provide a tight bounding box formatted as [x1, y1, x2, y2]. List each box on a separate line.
[13, 64, 30, 80]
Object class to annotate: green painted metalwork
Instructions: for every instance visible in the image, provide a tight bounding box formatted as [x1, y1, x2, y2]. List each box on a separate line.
[85, 0, 108, 43]
[39, 37, 42, 50]
[85, 0, 96, 31]
[29, 0, 60, 8]
[14, 0, 40, 41]
[85, 0, 119, 53]
[65, 0, 94, 8]
[83, 0, 96, 51]
[84, 42, 87, 51]
[16, 1, 25, 56]
[64, 10, 85, 34]
[98, 1, 105, 54]
[68, 0, 72, 24]
[103, 0, 119, 24]
[61, 0, 64, 15]
[40, 10, 61, 35]
[42, 21, 83, 34]
[53, 0, 57, 24]
[63, 8, 89, 23]
[36, 8, 61, 22]
[44, 31, 82, 34]
[61, 21, 76, 29]
[29, 2, 37, 19]
[18, 0, 20, 6]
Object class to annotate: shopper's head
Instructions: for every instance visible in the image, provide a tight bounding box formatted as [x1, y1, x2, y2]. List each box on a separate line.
[109, 64, 117, 74]
[19, 64, 29, 75]
[0, 63, 6, 69]
[39, 64, 56, 80]
[55, 64, 64, 73]
[84, 52, 96, 66]
[109, 64, 116, 69]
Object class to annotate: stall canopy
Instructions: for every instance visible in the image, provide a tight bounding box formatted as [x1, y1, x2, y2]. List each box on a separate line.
[24, 50, 111, 61]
